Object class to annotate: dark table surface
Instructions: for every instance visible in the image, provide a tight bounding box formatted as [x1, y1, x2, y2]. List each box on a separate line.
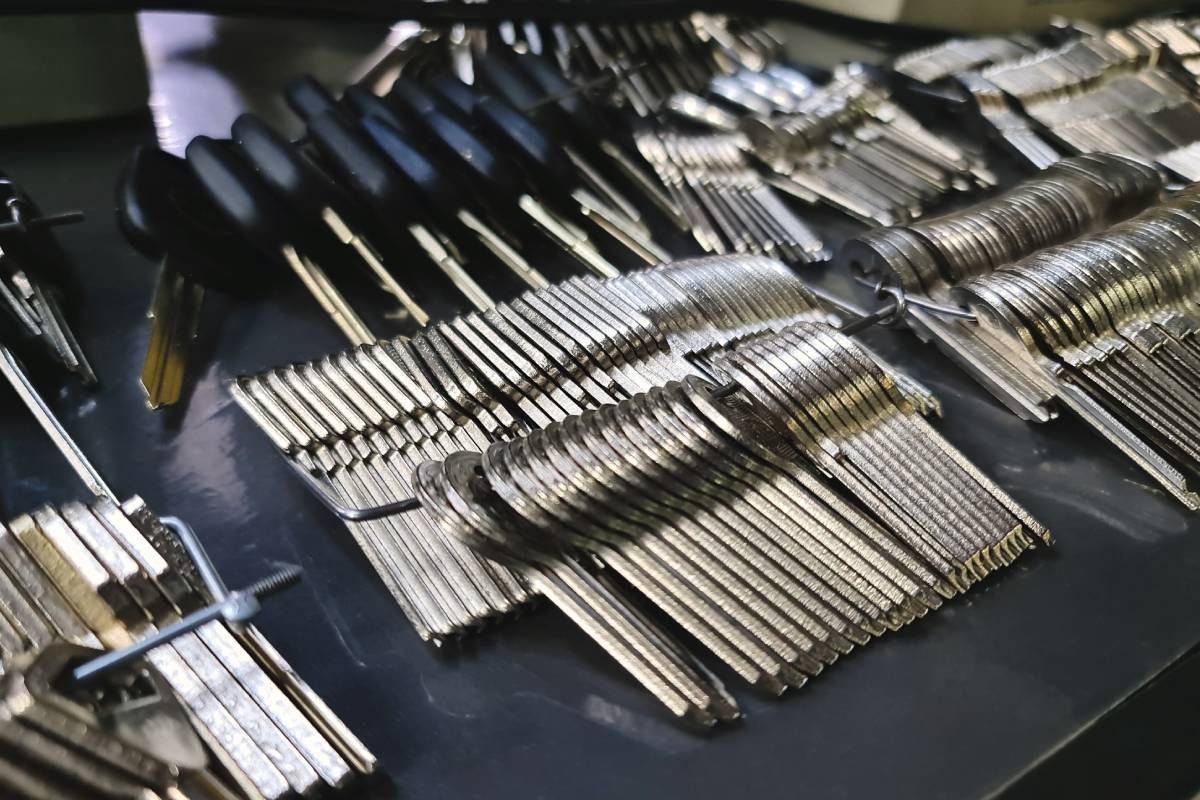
[0, 14, 1198, 800]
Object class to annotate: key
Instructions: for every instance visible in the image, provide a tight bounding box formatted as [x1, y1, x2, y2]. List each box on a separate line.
[954, 186, 1200, 507]
[636, 389, 899, 631]
[386, 84, 622, 278]
[231, 254, 951, 656]
[57, 509, 359, 797]
[0, 345, 116, 501]
[0, 523, 101, 648]
[841, 153, 1163, 422]
[414, 451, 737, 727]
[232, 366, 528, 642]
[186, 135, 377, 345]
[118, 146, 267, 409]
[483, 53, 662, 233]
[675, 384, 940, 619]
[345, 85, 550, 294]
[555, 402, 851, 659]
[123, 510, 376, 787]
[231, 113, 430, 326]
[499, 420, 803, 693]
[641, 129, 827, 262]
[305, 107, 507, 310]
[469, 92, 670, 264]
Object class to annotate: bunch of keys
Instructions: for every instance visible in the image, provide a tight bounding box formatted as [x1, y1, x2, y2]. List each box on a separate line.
[892, 34, 1039, 84]
[231, 254, 947, 644]
[714, 325, 1050, 592]
[955, 184, 1200, 510]
[666, 65, 993, 227]
[955, 19, 1200, 175]
[633, 128, 828, 261]
[954, 71, 1062, 169]
[0, 315, 377, 795]
[405, 331, 1046, 724]
[0, 641, 217, 799]
[0, 174, 94, 386]
[841, 153, 1164, 423]
[288, 73, 667, 287]
[358, 14, 779, 116]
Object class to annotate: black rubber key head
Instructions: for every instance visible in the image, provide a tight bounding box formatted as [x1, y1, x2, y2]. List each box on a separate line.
[232, 113, 361, 226]
[185, 136, 297, 267]
[284, 74, 343, 122]
[307, 111, 422, 221]
[117, 145, 262, 292]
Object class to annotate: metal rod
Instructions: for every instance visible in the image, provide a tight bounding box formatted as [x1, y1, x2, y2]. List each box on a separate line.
[0, 344, 117, 501]
[160, 516, 229, 600]
[0, 210, 86, 234]
[290, 458, 423, 520]
[838, 302, 900, 336]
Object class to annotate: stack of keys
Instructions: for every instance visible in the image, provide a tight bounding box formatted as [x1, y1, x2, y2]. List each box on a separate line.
[1, 302, 379, 796]
[953, 19, 1200, 176]
[892, 34, 1039, 84]
[954, 71, 1062, 169]
[714, 325, 1050, 591]
[556, 15, 781, 115]
[634, 128, 828, 261]
[670, 66, 993, 226]
[955, 184, 1200, 510]
[0, 494, 377, 798]
[231, 255, 943, 642]
[0, 641, 218, 799]
[410, 344, 1045, 723]
[0, 175, 95, 385]
[841, 152, 1164, 423]
[373, 15, 779, 116]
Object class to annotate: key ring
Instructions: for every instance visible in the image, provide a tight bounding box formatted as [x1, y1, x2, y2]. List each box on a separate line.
[854, 275, 977, 323]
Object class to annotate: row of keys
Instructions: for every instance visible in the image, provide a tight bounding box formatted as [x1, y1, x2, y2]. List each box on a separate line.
[232, 255, 941, 643]
[125, 49, 694, 410]
[410, 322, 1046, 722]
[958, 185, 1200, 510]
[842, 152, 1165, 423]
[666, 66, 993, 226]
[0, 494, 376, 798]
[379, 16, 780, 116]
[908, 18, 1200, 176]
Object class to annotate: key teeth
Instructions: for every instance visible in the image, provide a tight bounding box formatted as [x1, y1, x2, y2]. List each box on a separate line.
[753, 670, 790, 697]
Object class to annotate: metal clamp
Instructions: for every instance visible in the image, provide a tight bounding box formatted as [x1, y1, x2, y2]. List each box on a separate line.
[72, 516, 302, 684]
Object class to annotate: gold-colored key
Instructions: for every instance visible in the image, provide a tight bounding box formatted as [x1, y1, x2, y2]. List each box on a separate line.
[140, 263, 204, 409]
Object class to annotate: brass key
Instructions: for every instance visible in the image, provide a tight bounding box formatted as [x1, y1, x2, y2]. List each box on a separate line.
[118, 146, 269, 409]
